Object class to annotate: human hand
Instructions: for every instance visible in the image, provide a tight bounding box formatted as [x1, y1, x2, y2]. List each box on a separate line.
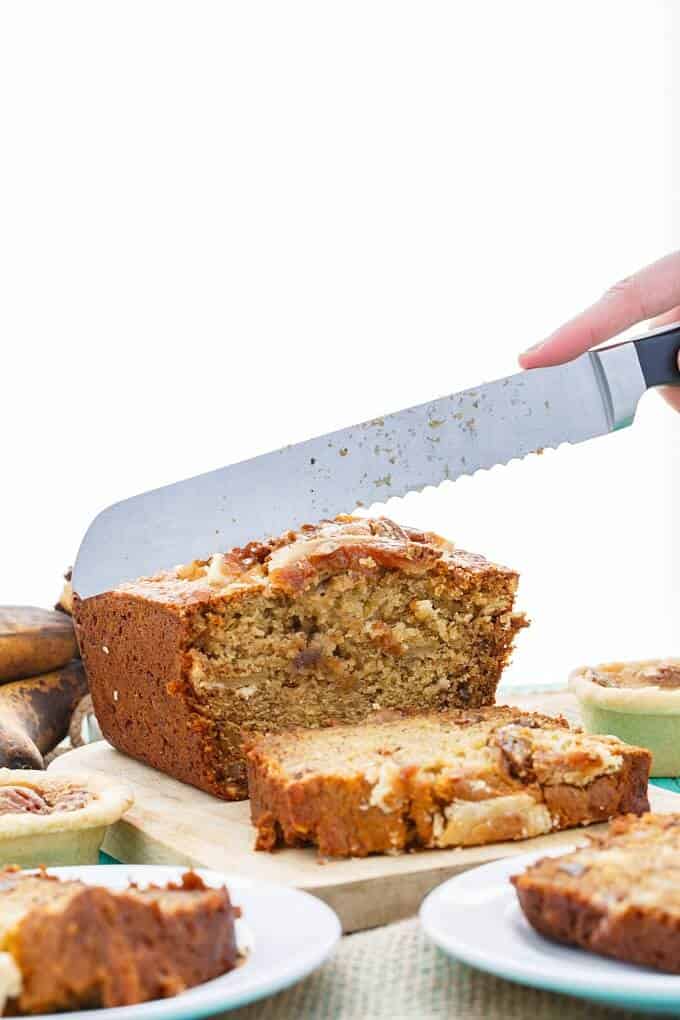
[519, 251, 680, 412]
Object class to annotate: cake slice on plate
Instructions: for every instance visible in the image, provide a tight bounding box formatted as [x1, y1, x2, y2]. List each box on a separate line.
[513, 813, 680, 973]
[0, 869, 239, 1014]
[75, 515, 528, 800]
[245, 706, 651, 857]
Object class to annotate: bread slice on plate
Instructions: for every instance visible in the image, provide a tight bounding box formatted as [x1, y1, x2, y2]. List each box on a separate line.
[0, 869, 239, 1014]
[75, 515, 528, 800]
[245, 706, 651, 857]
[513, 813, 680, 973]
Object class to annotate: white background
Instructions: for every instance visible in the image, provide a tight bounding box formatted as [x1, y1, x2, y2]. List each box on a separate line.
[1, 1, 678, 688]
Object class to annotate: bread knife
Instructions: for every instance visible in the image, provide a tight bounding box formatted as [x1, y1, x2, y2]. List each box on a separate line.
[73, 323, 680, 599]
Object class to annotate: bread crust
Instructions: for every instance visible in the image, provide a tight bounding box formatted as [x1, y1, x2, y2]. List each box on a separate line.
[513, 813, 680, 973]
[75, 592, 235, 798]
[75, 517, 527, 801]
[2, 870, 239, 1012]
[246, 707, 651, 857]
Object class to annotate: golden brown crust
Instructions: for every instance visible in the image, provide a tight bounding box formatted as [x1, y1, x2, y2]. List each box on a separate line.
[111, 515, 518, 606]
[0, 769, 133, 841]
[75, 516, 527, 801]
[246, 708, 651, 857]
[513, 813, 680, 973]
[2, 869, 239, 1012]
[76, 593, 234, 798]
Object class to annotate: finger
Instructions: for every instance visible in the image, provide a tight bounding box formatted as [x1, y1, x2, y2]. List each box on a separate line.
[520, 250, 680, 369]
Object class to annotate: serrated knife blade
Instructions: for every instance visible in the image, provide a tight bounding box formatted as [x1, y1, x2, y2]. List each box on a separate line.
[73, 326, 680, 600]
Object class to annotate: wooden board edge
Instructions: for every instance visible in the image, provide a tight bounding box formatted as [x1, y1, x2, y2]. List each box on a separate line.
[312, 860, 478, 933]
[103, 818, 200, 870]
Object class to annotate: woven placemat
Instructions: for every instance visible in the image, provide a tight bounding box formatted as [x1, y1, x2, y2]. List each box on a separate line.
[225, 917, 640, 1020]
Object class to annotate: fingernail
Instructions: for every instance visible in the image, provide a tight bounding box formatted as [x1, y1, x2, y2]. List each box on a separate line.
[521, 340, 544, 356]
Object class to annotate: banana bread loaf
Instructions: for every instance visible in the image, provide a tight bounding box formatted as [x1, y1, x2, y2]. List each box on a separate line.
[0, 868, 239, 1014]
[246, 706, 651, 856]
[75, 515, 527, 800]
[513, 813, 680, 973]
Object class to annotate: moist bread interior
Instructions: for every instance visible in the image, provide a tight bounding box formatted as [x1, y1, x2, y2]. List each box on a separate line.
[76, 516, 528, 799]
[247, 707, 651, 856]
[189, 566, 521, 771]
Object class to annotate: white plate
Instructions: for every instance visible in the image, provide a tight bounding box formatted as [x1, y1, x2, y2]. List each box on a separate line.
[27, 865, 341, 1020]
[420, 849, 680, 1016]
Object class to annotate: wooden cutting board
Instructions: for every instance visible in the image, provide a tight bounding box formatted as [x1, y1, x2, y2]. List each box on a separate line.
[49, 690, 680, 933]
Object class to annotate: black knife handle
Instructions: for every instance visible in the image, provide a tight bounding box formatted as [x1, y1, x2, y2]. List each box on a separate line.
[633, 324, 680, 388]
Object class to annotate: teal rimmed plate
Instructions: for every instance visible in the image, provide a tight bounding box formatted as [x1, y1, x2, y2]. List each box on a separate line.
[26, 865, 340, 1020]
[421, 850, 680, 1015]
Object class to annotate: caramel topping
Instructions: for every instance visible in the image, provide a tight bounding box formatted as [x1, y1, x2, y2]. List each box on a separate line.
[590, 662, 680, 691]
[117, 514, 515, 606]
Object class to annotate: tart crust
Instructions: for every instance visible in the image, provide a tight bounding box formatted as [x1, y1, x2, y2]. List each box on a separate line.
[570, 660, 680, 777]
[0, 770, 133, 866]
[570, 659, 680, 714]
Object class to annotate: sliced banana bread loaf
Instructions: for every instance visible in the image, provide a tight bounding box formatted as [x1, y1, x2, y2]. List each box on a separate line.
[246, 706, 651, 856]
[0, 869, 239, 1013]
[513, 813, 680, 973]
[75, 515, 527, 800]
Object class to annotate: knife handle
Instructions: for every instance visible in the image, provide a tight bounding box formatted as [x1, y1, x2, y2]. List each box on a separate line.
[633, 324, 680, 388]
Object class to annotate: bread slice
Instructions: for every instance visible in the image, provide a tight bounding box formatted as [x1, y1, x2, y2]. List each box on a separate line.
[245, 706, 651, 857]
[513, 813, 680, 973]
[0, 868, 239, 1013]
[75, 515, 527, 800]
